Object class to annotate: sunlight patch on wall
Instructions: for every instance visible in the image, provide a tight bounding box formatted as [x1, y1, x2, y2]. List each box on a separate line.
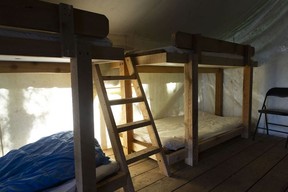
[166, 82, 177, 94]
[0, 89, 11, 156]
[23, 87, 73, 144]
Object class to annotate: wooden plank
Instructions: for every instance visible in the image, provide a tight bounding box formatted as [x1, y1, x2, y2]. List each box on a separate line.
[249, 153, 288, 192]
[0, 0, 108, 38]
[136, 136, 256, 192]
[173, 31, 255, 56]
[201, 55, 244, 66]
[128, 159, 158, 177]
[211, 139, 288, 192]
[129, 52, 187, 66]
[0, 37, 62, 57]
[174, 136, 282, 192]
[97, 171, 129, 192]
[117, 120, 152, 133]
[109, 97, 144, 105]
[137, 66, 184, 73]
[136, 66, 222, 74]
[0, 61, 70, 73]
[70, 42, 96, 192]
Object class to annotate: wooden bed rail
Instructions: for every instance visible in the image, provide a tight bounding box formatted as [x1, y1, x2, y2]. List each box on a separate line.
[0, 0, 108, 38]
[172, 31, 255, 57]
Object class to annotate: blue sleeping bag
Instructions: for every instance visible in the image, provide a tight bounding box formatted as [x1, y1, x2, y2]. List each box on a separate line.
[0, 131, 110, 192]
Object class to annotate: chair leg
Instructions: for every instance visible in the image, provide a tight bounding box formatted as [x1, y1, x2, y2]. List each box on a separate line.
[253, 112, 262, 140]
[264, 113, 269, 135]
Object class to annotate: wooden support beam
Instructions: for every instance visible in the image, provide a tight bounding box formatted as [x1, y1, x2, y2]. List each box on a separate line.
[242, 45, 254, 138]
[71, 42, 96, 192]
[184, 53, 198, 166]
[215, 69, 224, 116]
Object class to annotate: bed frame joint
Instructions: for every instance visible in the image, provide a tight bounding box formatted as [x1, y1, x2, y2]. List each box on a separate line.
[59, 3, 75, 57]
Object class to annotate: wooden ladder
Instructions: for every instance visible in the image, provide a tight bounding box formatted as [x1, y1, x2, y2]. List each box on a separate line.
[93, 58, 170, 190]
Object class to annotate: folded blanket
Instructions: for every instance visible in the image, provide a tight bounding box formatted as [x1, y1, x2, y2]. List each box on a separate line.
[0, 131, 109, 192]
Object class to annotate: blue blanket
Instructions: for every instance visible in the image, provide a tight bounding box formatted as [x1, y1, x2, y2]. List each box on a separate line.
[0, 131, 110, 192]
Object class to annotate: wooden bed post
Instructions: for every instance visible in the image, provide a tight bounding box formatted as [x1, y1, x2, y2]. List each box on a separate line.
[242, 45, 254, 138]
[215, 69, 224, 116]
[71, 42, 97, 192]
[59, 4, 96, 191]
[184, 52, 199, 166]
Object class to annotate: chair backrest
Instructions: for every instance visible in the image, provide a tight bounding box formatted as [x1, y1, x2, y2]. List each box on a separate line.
[266, 87, 288, 98]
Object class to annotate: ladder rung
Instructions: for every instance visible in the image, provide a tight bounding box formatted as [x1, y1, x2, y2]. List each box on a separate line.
[102, 74, 137, 81]
[126, 146, 161, 165]
[117, 119, 152, 133]
[109, 97, 144, 105]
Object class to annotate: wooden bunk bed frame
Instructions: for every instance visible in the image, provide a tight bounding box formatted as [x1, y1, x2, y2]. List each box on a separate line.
[124, 32, 256, 166]
[0, 1, 132, 191]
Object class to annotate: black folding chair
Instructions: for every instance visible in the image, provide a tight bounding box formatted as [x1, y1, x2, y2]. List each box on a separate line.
[253, 87, 288, 148]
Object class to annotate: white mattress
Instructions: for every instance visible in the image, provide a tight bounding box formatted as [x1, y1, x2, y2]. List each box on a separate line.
[44, 160, 119, 192]
[134, 111, 242, 150]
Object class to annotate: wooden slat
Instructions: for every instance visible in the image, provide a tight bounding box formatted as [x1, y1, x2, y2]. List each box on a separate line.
[248, 152, 288, 192]
[126, 146, 161, 165]
[132, 136, 256, 191]
[117, 120, 152, 133]
[136, 65, 225, 74]
[0, 61, 70, 73]
[0, 0, 108, 38]
[0, 37, 62, 57]
[137, 65, 184, 73]
[109, 97, 144, 105]
[129, 52, 188, 66]
[211, 139, 288, 192]
[175, 136, 281, 192]
[102, 74, 137, 81]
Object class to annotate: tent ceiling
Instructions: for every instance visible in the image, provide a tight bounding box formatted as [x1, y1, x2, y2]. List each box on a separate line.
[45, 0, 269, 43]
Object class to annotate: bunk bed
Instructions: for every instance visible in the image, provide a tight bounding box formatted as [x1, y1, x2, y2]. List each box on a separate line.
[124, 32, 256, 166]
[0, 1, 133, 191]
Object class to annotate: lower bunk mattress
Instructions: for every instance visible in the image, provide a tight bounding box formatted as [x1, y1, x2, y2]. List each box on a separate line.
[0, 131, 118, 192]
[134, 111, 242, 151]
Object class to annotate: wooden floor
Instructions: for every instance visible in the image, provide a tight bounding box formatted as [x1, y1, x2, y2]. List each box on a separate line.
[106, 134, 288, 192]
